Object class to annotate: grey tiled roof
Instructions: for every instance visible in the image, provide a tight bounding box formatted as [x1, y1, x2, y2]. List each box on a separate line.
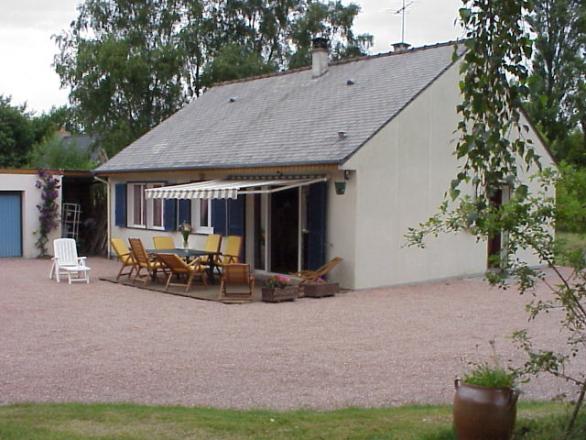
[97, 42, 459, 173]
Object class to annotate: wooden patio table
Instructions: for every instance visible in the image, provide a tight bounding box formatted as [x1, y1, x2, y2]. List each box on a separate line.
[146, 248, 221, 283]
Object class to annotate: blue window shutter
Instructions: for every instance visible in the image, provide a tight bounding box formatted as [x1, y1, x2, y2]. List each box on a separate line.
[164, 199, 177, 231]
[115, 183, 127, 227]
[177, 199, 191, 226]
[212, 199, 227, 235]
[228, 197, 245, 260]
[227, 197, 245, 236]
[306, 182, 327, 270]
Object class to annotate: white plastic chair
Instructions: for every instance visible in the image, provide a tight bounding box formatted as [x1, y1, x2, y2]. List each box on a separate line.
[49, 238, 91, 284]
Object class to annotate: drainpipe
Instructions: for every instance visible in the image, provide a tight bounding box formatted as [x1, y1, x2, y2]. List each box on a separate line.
[93, 175, 111, 258]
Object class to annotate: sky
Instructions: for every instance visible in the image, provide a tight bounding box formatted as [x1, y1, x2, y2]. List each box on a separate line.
[0, 0, 463, 114]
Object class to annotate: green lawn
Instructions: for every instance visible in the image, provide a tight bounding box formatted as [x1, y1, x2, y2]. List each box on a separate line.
[555, 231, 586, 265]
[0, 402, 584, 440]
[557, 231, 586, 252]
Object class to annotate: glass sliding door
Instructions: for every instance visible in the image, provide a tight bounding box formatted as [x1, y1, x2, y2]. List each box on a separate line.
[269, 188, 299, 274]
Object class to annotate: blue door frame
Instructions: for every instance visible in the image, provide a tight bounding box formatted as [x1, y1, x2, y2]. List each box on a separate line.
[0, 192, 23, 257]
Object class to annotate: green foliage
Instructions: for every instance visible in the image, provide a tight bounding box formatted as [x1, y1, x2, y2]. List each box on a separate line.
[54, 0, 372, 156]
[0, 97, 77, 168]
[556, 233, 586, 266]
[0, 96, 35, 168]
[526, 0, 586, 162]
[555, 129, 586, 168]
[452, 1, 537, 203]
[463, 365, 515, 389]
[54, 0, 191, 157]
[28, 135, 96, 170]
[556, 163, 586, 232]
[34, 171, 61, 257]
[202, 44, 276, 86]
[288, 1, 373, 68]
[462, 341, 516, 388]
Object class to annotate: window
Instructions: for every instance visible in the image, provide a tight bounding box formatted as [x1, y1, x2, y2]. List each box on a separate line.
[129, 183, 146, 227]
[127, 183, 165, 229]
[192, 199, 213, 233]
[150, 184, 164, 229]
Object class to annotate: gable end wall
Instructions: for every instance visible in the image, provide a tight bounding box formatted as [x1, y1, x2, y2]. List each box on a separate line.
[345, 61, 554, 289]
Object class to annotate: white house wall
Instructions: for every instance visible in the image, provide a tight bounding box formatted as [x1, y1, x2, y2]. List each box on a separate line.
[344, 61, 555, 289]
[0, 173, 62, 258]
[325, 170, 357, 288]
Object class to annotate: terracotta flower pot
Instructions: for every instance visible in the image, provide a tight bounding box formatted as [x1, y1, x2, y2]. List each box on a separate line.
[453, 379, 518, 440]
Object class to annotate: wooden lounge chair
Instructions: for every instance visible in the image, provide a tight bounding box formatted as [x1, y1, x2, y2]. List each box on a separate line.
[292, 257, 343, 284]
[50, 238, 91, 284]
[153, 236, 175, 250]
[111, 238, 135, 281]
[216, 235, 243, 269]
[128, 238, 165, 284]
[220, 263, 255, 299]
[155, 253, 207, 292]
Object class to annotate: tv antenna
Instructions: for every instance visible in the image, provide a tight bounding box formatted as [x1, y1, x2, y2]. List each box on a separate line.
[394, 0, 414, 43]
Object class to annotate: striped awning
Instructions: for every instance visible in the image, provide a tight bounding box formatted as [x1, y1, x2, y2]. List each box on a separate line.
[145, 177, 327, 200]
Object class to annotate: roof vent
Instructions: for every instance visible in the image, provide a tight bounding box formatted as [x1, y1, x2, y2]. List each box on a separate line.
[338, 131, 347, 140]
[228, 97, 237, 103]
[346, 79, 355, 86]
[312, 37, 329, 78]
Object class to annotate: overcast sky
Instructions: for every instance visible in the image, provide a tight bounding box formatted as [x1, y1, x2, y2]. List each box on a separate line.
[0, 0, 463, 113]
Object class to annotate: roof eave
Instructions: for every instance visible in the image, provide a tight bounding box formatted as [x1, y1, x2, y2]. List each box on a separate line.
[93, 160, 341, 176]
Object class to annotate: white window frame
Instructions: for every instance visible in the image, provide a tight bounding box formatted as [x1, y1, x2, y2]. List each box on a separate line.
[128, 183, 146, 228]
[127, 182, 165, 230]
[147, 183, 165, 230]
[191, 198, 214, 234]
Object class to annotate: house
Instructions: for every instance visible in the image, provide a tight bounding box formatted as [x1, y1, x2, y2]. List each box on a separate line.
[95, 40, 555, 289]
[0, 169, 63, 258]
[0, 168, 98, 258]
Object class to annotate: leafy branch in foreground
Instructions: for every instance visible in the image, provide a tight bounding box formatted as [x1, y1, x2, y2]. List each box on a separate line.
[407, 1, 585, 437]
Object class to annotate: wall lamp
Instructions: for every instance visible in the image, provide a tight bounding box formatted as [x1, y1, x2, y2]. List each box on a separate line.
[335, 170, 352, 195]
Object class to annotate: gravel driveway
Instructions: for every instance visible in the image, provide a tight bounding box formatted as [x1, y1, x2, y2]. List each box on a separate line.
[0, 257, 580, 409]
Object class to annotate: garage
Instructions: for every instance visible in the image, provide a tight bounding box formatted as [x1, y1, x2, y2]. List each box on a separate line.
[0, 192, 22, 257]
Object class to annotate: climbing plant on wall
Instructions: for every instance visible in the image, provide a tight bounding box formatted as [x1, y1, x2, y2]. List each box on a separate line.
[35, 170, 61, 257]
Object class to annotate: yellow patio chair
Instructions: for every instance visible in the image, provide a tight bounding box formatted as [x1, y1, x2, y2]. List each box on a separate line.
[155, 253, 207, 292]
[217, 235, 243, 267]
[291, 257, 343, 284]
[195, 234, 222, 265]
[111, 238, 135, 281]
[153, 236, 175, 250]
[128, 238, 166, 284]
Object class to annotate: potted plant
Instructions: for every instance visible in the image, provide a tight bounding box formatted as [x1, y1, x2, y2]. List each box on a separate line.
[303, 278, 339, 298]
[178, 222, 192, 249]
[262, 275, 298, 303]
[453, 343, 519, 440]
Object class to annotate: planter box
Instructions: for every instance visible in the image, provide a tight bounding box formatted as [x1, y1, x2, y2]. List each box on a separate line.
[262, 286, 298, 303]
[303, 282, 338, 298]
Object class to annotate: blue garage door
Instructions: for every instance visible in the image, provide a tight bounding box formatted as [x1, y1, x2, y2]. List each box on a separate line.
[0, 192, 22, 257]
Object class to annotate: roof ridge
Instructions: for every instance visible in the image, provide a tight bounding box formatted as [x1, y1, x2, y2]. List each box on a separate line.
[208, 40, 460, 89]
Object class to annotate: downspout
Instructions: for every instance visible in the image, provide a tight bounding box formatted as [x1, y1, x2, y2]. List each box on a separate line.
[94, 175, 111, 258]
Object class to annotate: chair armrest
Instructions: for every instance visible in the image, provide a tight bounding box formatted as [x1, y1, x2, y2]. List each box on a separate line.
[78, 257, 87, 267]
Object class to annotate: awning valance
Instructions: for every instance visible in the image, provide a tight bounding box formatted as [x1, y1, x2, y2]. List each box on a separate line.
[145, 177, 327, 200]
